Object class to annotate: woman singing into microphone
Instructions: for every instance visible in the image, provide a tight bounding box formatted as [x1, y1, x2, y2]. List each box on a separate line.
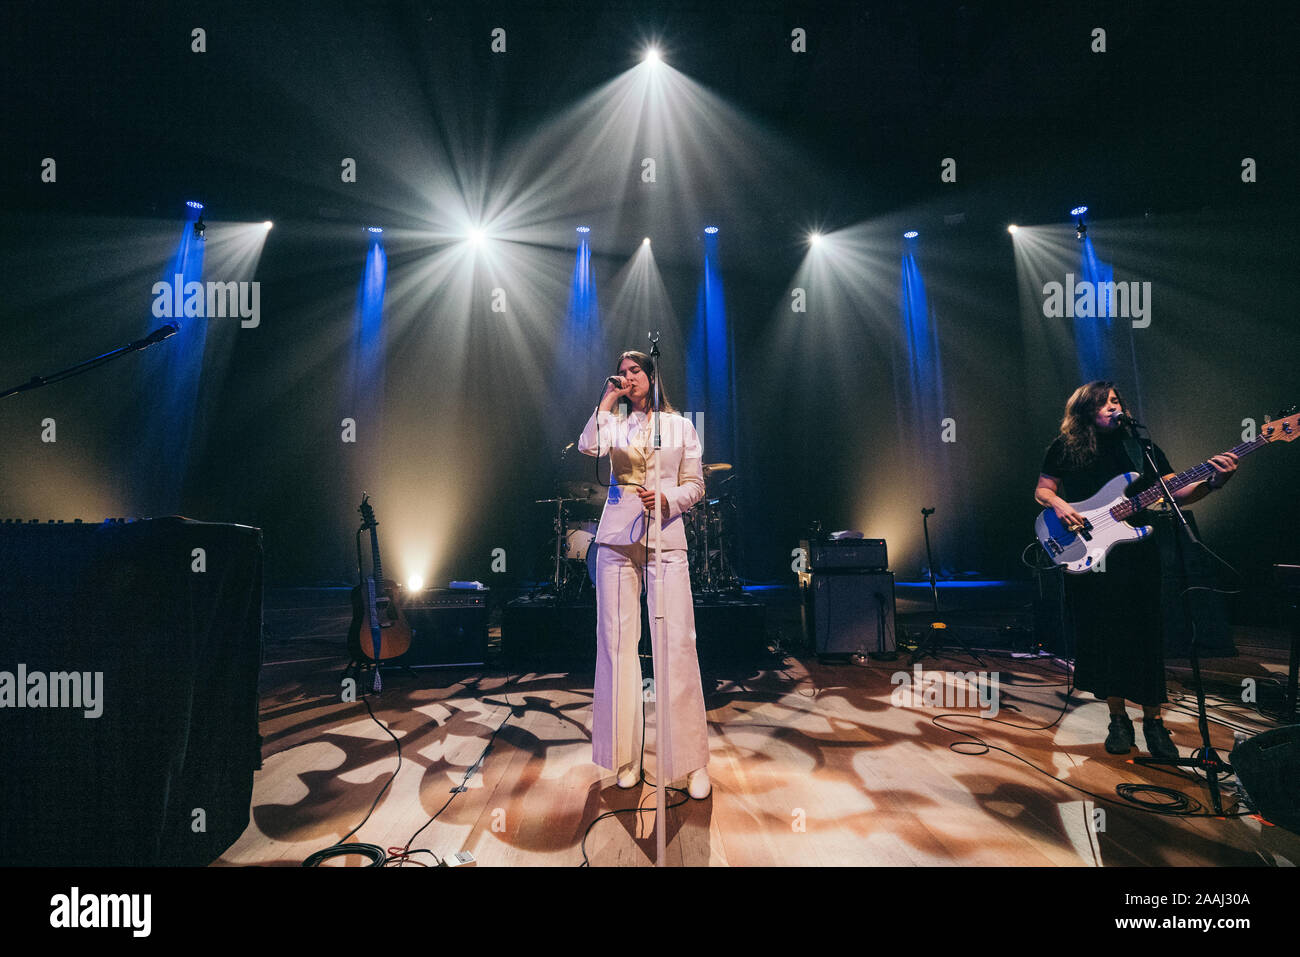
[577, 350, 712, 799]
[1034, 381, 1237, 758]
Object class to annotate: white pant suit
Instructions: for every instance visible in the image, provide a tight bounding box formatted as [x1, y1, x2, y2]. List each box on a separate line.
[578, 409, 709, 782]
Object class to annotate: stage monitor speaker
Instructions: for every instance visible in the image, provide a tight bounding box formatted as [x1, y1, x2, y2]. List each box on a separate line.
[1232, 725, 1300, 834]
[808, 570, 896, 656]
[389, 590, 489, 668]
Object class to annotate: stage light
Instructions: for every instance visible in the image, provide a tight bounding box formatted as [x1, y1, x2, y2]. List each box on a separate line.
[703, 226, 719, 234]
[642, 237, 651, 246]
[1007, 224, 1019, 234]
[1070, 206, 1088, 217]
[469, 227, 487, 245]
[576, 225, 591, 234]
[903, 230, 919, 239]
[186, 201, 204, 211]
[262, 221, 273, 230]
[407, 574, 424, 592]
[367, 226, 383, 234]
[807, 231, 823, 247]
[644, 46, 661, 65]
[192, 216, 206, 241]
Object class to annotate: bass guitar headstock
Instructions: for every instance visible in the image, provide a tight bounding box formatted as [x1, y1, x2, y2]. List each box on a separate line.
[1261, 406, 1299, 444]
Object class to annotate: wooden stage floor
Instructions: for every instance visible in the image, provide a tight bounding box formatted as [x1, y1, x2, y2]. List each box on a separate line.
[217, 611, 1298, 867]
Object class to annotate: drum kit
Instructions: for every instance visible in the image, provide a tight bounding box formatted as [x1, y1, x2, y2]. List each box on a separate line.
[535, 464, 743, 600]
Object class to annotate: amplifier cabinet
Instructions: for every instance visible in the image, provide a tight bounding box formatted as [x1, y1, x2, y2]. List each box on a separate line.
[390, 590, 489, 668]
[806, 570, 897, 655]
[801, 538, 888, 571]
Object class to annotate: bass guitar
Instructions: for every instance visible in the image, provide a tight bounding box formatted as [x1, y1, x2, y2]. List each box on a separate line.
[1037, 408, 1297, 572]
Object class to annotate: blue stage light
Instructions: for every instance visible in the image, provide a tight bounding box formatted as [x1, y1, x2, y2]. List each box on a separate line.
[703, 226, 719, 234]
[186, 201, 204, 211]
[367, 226, 383, 234]
[576, 225, 591, 233]
[903, 230, 919, 239]
[1070, 206, 1088, 217]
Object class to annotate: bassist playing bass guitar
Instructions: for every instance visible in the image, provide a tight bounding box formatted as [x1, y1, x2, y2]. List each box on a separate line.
[1033, 381, 1237, 760]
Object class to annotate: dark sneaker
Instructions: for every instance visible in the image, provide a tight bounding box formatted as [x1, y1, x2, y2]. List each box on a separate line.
[1105, 713, 1135, 754]
[1142, 718, 1180, 762]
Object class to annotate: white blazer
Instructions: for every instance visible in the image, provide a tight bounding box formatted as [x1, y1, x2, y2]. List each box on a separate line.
[578, 409, 705, 550]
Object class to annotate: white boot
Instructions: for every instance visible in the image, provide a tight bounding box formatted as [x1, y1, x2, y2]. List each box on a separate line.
[686, 766, 711, 799]
[616, 762, 641, 789]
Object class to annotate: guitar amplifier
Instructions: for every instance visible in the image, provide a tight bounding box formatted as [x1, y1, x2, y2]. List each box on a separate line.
[389, 589, 489, 668]
[801, 538, 888, 571]
[804, 570, 897, 655]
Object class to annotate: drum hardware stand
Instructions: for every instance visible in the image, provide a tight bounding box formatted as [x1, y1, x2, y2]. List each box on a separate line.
[531, 494, 586, 599]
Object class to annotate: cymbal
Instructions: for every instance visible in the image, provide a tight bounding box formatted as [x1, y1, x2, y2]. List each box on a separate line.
[561, 480, 607, 502]
[703, 463, 732, 473]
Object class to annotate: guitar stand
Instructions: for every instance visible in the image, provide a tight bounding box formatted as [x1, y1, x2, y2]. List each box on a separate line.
[342, 658, 385, 694]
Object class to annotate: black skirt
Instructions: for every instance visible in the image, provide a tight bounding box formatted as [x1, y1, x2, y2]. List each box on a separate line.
[1064, 535, 1167, 706]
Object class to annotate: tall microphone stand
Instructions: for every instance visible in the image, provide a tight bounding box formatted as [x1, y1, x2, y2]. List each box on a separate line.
[1127, 420, 1232, 813]
[647, 331, 669, 867]
[910, 506, 983, 666]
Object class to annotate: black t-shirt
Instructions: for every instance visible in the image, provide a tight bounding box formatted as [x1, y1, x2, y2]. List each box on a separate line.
[1040, 429, 1173, 505]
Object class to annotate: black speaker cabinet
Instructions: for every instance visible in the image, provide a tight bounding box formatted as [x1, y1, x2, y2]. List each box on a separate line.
[503, 597, 597, 667]
[389, 590, 489, 668]
[1232, 725, 1300, 833]
[806, 570, 896, 655]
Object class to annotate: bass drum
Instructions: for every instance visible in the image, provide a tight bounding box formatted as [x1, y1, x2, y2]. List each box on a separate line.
[564, 522, 597, 561]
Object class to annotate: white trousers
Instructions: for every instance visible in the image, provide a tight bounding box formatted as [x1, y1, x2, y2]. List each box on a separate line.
[592, 543, 709, 782]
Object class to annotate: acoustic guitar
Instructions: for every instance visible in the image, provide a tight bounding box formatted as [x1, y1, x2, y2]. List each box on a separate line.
[347, 494, 413, 666]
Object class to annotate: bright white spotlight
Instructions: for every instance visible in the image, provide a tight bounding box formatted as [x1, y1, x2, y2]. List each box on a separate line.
[1007, 224, 1019, 234]
[407, 574, 424, 592]
[644, 46, 661, 65]
[642, 237, 651, 246]
[469, 227, 486, 245]
[807, 231, 823, 247]
[262, 221, 273, 230]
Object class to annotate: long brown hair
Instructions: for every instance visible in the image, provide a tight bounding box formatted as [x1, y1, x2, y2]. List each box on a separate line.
[1059, 380, 1127, 466]
[614, 350, 677, 415]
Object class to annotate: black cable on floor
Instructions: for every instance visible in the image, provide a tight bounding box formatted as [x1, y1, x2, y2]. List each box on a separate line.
[302, 688, 401, 867]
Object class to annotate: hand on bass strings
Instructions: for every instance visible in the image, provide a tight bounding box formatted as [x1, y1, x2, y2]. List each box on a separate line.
[1047, 497, 1086, 530]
